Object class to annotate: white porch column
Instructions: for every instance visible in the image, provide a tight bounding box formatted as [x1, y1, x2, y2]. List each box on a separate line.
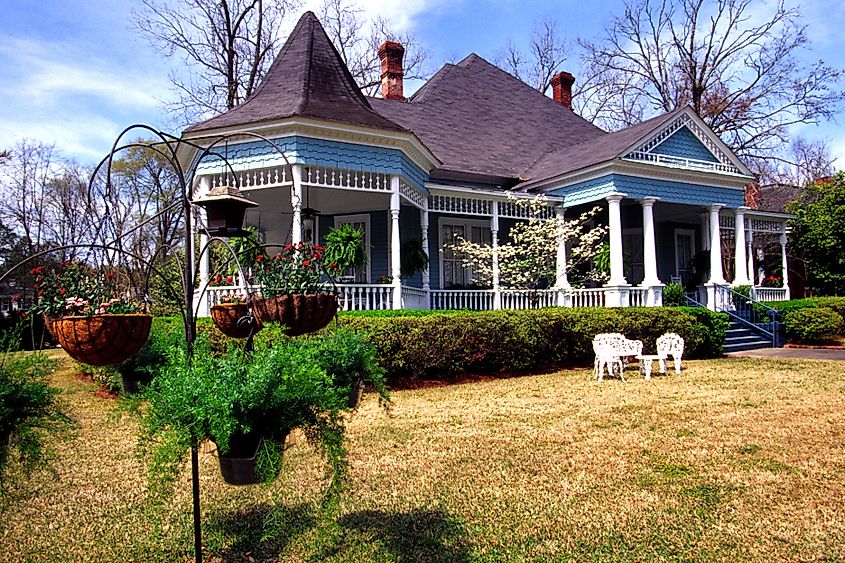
[780, 231, 791, 300]
[641, 197, 662, 306]
[554, 206, 571, 307]
[420, 204, 431, 292]
[195, 177, 211, 317]
[733, 207, 750, 286]
[491, 201, 501, 310]
[290, 164, 303, 245]
[704, 204, 726, 311]
[746, 229, 755, 288]
[707, 204, 725, 284]
[390, 176, 402, 309]
[604, 192, 630, 307]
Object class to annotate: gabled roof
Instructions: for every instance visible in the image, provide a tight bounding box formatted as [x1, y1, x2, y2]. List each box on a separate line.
[369, 54, 606, 182]
[185, 11, 405, 134]
[519, 108, 687, 186]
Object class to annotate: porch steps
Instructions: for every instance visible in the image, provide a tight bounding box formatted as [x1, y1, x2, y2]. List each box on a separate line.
[723, 321, 773, 353]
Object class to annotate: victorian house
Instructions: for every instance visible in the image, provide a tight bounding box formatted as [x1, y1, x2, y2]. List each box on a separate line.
[181, 11, 791, 316]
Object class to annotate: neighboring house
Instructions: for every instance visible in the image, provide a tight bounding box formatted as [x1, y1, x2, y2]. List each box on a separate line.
[182, 11, 791, 315]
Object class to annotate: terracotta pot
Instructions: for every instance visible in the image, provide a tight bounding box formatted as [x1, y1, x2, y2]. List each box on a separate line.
[53, 314, 152, 367]
[251, 293, 338, 336]
[210, 303, 262, 339]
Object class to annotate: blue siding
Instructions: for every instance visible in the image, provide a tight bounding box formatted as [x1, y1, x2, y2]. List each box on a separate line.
[552, 174, 744, 208]
[651, 127, 719, 162]
[195, 135, 429, 190]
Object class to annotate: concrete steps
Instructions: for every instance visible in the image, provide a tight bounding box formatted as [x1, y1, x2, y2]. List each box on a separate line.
[724, 321, 773, 353]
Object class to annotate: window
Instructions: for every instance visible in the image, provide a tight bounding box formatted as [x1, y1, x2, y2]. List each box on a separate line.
[439, 218, 491, 288]
[334, 214, 370, 283]
[674, 229, 696, 284]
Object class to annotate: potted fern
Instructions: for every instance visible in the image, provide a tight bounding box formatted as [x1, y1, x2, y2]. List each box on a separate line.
[139, 335, 348, 488]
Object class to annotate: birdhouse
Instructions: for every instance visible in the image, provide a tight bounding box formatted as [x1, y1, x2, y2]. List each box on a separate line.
[193, 185, 258, 238]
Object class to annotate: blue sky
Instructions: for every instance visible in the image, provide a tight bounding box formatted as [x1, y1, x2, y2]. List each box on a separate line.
[2, 0, 843, 165]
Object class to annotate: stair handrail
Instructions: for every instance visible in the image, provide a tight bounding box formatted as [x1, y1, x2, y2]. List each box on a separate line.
[714, 283, 779, 346]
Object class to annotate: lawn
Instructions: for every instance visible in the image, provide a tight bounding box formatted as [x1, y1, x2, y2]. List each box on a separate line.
[2, 354, 844, 562]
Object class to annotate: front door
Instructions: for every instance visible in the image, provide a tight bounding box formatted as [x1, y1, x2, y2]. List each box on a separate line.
[674, 229, 696, 284]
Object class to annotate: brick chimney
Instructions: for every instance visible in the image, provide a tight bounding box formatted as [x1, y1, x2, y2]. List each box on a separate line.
[744, 182, 760, 209]
[551, 71, 575, 109]
[378, 41, 405, 100]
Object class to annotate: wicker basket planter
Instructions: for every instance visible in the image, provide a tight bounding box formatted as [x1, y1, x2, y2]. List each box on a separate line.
[53, 314, 152, 367]
[251, 293, 337, 336]
[210, 303, 262, 339]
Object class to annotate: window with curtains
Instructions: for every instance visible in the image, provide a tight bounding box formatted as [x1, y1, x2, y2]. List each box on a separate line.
[439, 218, 491, 288]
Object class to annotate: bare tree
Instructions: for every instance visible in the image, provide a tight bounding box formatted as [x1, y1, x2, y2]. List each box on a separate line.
[494, 18, 570, 94]
[133, 0, 299, 123]
[319, 0, 431, 96]
[578, 0, 844, 163]
[0, 141, 56, 257]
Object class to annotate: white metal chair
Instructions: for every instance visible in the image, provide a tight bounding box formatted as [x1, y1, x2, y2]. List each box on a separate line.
[593, 333, 626, 382]
[656, 333, 684, 374]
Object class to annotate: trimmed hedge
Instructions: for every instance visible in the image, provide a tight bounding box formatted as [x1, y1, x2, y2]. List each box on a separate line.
[783, 308, 844, 343]
[338, 307, 728, 381]
[765, 297, 845, 341]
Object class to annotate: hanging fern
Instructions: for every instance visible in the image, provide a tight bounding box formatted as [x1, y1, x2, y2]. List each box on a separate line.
[323, 224, 367, 273]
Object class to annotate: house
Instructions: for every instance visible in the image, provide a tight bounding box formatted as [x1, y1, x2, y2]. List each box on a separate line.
[181, 11, 791, 315]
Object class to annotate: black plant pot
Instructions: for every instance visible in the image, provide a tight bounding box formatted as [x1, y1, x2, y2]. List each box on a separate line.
[348, 379, 365, 409]
[121, 372, 152, 395]
[217, 433, 263, 486]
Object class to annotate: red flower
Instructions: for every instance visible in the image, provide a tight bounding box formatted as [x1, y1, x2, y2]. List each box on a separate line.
[225, 276, 233, 284]
[256, 254, 264, 262]
[284, 244, 293, 251]
[312, 253, 321, 259]
[106, 272, 115, 279]
[302, 259, 310, 267]
[214, 275, 221, 282]
[58, 288, 66, 295]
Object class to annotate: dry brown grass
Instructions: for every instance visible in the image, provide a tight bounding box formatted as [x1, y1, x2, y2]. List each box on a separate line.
[1, 354, 844, 562]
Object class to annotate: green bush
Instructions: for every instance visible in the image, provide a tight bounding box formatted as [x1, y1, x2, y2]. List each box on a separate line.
[0, 341, 70, 492]
[662, 283, 686, 307]
[783, 308, 844, 343]
[339, 307, 728, 382]
[810, 297, 845, 321]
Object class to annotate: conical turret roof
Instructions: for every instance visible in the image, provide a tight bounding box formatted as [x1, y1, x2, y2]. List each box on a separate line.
[186, 11, 405, 134]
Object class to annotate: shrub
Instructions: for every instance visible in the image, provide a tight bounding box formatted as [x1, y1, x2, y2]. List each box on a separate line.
[783, 308, 844, 343]
[0, 340, 71, 492]
[662, 283, 686, 307]
[339, 307, 728, 382]
[810, 297, 845, 322]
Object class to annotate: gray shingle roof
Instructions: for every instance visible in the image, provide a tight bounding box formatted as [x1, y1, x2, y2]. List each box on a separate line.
[185, 11, 405, 134]
[369, 54, 606, 182]
[517, 108, 688, 188]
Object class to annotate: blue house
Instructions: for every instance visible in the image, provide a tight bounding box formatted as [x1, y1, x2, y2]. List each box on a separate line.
[182, 11, 791, 315]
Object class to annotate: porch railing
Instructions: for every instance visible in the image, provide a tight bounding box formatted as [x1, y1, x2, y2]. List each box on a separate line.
[569, 288, 606, 308]
[401, 285, 428, 310]
[753, 287, 788, 302]
[430, 289, 494, 310]
[337, 284, 393, 311]
[629, 287, 648, 307]
[500, 289, 557, 309]
[714, 284, 779, 347]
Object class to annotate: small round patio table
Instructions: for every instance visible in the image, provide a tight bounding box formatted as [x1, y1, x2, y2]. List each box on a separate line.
[636, 354, 665, 380]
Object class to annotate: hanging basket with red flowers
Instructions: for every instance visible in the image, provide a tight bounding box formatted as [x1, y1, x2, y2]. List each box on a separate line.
[29, 262, 151, 366]
[250, 242, 339, 336]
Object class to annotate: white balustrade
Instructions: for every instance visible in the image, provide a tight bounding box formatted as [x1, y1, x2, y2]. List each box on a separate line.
[753, 287, 787, 303]
[629, 288, 648, 307]
[499, 289, 558, 309]
[401, 285, 429, 310]
[430, 290, 494, 310]
[569, 288, 606, 308]
[337, 284, 394, 311]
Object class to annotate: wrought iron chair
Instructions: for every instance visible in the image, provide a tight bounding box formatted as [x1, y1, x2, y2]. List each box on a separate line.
[656, 333, 685, 374]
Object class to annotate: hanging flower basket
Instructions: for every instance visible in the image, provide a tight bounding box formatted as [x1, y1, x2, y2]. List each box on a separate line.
[53, 314, 152, 367]
[216, 433, 286, 486]
[210, 303, 262, 339]
[251, 293, 337, 336]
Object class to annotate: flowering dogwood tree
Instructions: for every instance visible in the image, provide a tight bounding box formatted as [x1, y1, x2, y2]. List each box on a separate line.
[444, 196, 607, 289]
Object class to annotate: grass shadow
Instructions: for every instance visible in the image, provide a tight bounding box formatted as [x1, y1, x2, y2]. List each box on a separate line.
[204, 501, 315, 561]
[335, 508, 471, 562]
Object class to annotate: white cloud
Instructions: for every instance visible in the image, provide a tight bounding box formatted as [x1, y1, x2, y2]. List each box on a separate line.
[300, 0, 459, 32]
[0, 36, 172, 163]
